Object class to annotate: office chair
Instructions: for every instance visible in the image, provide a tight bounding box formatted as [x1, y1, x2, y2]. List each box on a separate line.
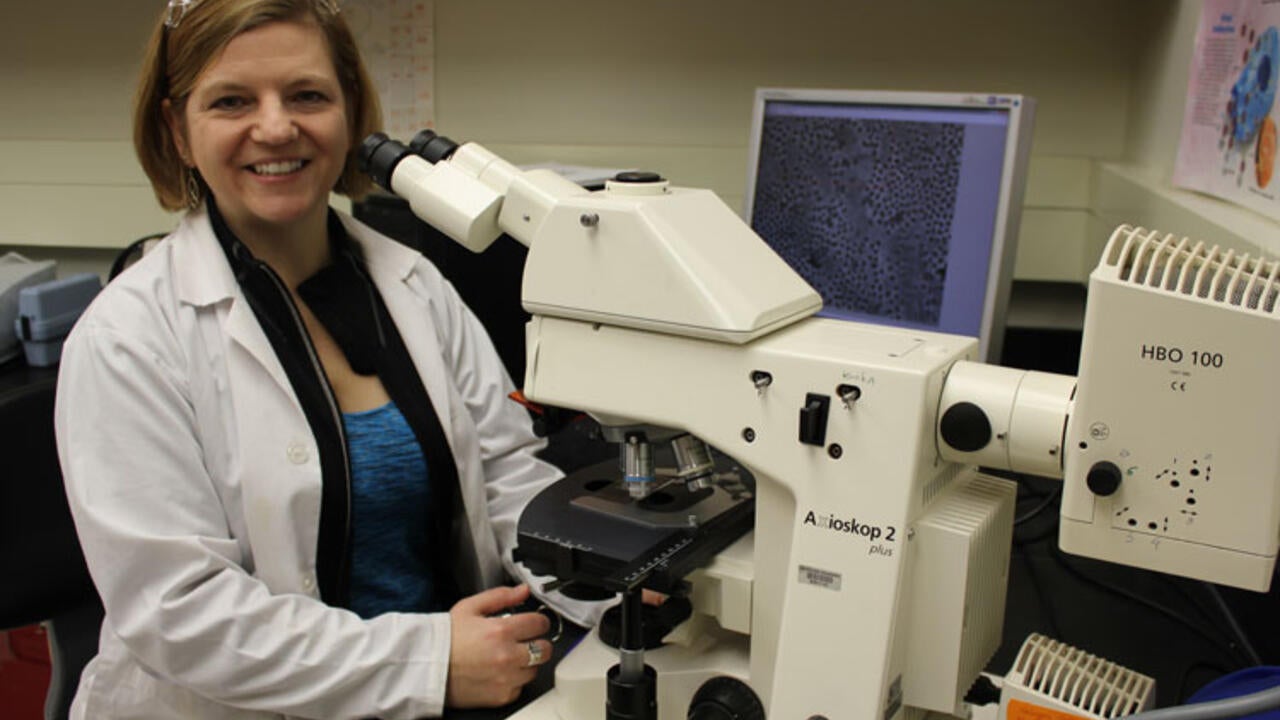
[0, 368, 103, 720]
[107, 232, 167, 282]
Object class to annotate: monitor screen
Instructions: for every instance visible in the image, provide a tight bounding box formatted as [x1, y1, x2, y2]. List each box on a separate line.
[744, 89, 1035, 362]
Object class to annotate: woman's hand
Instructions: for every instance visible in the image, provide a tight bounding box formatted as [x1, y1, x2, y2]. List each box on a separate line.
[445, 584, 552, 708]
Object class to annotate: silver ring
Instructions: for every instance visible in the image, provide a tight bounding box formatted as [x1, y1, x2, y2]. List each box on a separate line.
[525, 640, 544, 667]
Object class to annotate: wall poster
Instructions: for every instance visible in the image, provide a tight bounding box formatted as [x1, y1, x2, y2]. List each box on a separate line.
[344, 0, 436, 143]
[1174, 0, 1279, 222]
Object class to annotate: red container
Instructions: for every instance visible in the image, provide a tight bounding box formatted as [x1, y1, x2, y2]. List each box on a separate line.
[0, 625, 52, 719]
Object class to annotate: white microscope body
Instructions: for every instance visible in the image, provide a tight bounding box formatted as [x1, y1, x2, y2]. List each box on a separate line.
[359, 133, 1280, 720]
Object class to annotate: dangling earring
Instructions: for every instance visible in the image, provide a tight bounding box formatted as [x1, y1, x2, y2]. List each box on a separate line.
[186, 168, 201, 208]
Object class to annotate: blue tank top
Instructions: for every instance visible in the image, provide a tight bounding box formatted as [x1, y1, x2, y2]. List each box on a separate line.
[342, 401, 436, 618]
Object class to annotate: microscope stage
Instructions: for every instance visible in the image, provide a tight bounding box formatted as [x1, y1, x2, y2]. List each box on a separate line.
[514, 458, 755, 595]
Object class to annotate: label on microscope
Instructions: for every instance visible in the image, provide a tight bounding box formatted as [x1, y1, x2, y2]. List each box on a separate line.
[797, 564, 842, 591]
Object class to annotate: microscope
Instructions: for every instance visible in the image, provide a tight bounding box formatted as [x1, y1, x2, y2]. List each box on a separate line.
[360, 132, 1280, 720]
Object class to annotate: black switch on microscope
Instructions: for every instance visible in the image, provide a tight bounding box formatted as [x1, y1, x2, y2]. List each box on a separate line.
[799, 393, 831, 446]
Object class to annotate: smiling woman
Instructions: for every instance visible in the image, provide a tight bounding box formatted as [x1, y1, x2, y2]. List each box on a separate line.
[52, 1, 606, 719]
[164, 19, 352, 272]
[133, 0, 378, 217]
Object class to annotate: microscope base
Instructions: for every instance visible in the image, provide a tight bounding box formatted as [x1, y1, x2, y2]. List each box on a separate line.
[512, 625, 749, 720]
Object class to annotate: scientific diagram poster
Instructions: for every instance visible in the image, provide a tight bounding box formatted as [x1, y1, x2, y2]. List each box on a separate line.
[1174, 0, 1280, 222]
[344, 0, 436, 141]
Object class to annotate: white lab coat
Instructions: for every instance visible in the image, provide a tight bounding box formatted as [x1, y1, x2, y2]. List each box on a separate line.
[55, 207, 598, 719]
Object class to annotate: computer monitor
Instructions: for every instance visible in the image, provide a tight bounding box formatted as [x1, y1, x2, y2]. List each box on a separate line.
[744, 88, 1035, 362]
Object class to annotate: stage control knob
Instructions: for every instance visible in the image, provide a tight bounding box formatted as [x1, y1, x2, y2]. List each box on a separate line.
[1086, 460, 1123, 497]
[939, 401, 992, 453]
[688, 676, 765, 720]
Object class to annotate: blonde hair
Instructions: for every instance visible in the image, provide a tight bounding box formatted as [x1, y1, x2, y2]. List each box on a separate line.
[133, 0, 382, 210]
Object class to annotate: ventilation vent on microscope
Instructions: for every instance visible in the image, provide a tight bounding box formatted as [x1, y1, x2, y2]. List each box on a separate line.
[1003, 634, 1155, 719]
[1102, 225, 1280, 314]
[921, 462, 964, 507]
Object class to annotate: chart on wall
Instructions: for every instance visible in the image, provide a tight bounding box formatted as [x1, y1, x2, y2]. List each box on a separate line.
[1175, 0, 1280, 223]
[343, 0, 436, 142]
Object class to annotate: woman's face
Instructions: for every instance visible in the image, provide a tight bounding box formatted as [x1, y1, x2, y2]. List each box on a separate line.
[168, 19, 350, 236]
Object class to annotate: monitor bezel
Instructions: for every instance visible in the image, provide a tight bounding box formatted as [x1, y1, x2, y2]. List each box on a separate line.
[743, 87, 1036, 363]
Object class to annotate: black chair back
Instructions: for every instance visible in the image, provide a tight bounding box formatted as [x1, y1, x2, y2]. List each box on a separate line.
[0, 367, 104, 720]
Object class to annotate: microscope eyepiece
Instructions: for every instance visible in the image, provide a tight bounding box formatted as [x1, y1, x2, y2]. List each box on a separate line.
[358, 132, 411, 192]
[409, 129, 460, 164]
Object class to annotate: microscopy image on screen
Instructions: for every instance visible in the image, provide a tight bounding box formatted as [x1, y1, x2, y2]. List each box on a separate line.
[751, 116, 964, 326]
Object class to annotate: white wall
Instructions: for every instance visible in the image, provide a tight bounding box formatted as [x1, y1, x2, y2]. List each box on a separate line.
[435, 0, 1156, 282]
[8, 0, 1270, 284]
[0, 2, 175, 262]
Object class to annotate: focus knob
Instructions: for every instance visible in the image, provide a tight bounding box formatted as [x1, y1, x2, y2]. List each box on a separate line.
[1086, 461, 1123, 497]
[939, 402, 992, 453]
[688, 676, 765, 720]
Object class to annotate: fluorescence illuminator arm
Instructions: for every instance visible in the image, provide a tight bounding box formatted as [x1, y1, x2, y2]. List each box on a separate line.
[936, 225, 1280, 592]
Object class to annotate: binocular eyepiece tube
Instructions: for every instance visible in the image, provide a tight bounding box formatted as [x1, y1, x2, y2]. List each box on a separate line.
[358, 130, 461, 192]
